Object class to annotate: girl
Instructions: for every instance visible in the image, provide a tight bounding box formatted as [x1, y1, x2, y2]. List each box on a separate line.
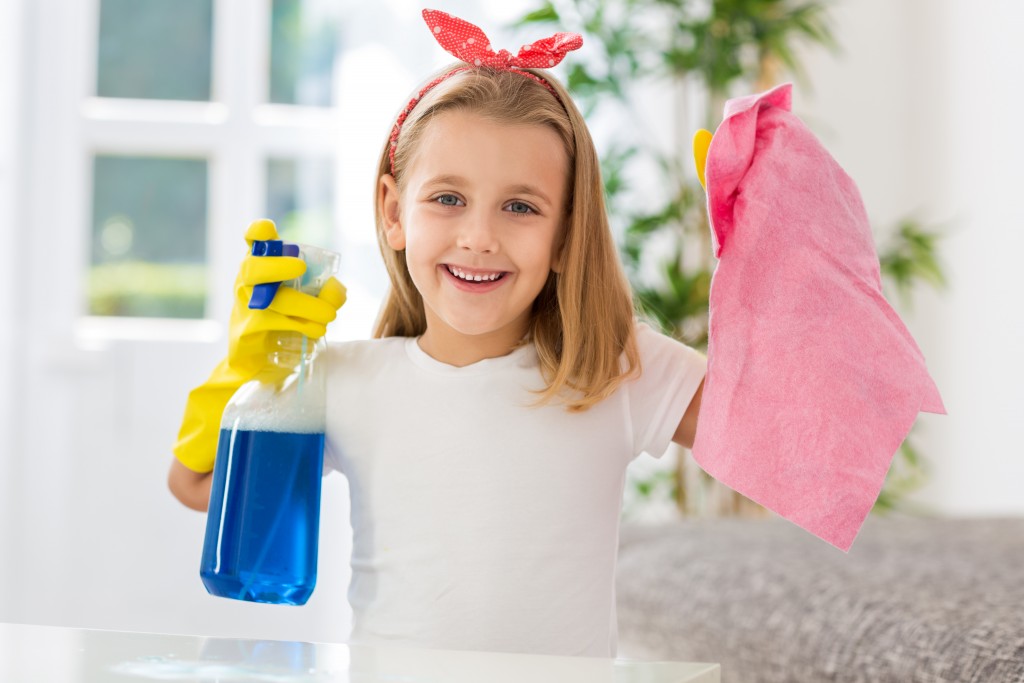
[169, 9, 705, 658]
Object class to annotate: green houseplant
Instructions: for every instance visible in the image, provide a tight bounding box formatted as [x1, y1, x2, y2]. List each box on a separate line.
[514, 0, 947, 519]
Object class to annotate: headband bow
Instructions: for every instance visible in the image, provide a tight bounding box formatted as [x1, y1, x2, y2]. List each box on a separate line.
[388, 9, 583, 174]
[423, 8, 583, 69]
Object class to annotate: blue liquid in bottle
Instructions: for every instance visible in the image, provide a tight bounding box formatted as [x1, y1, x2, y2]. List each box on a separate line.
[200, 428, 324, 605]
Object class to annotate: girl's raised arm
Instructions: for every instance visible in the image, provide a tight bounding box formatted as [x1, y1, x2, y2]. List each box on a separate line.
[672, 377, 705, 450]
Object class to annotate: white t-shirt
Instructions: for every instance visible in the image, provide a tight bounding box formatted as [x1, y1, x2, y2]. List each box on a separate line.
[324, 323, 706, 657]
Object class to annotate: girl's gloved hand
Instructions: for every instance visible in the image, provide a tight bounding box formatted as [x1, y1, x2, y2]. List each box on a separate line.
[228, 219, 346, 375]
[693, 129, 713, 191]
[172, 219, 346, 473]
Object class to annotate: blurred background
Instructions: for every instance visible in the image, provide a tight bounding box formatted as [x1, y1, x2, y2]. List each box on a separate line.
[0, 0, 1021, 645]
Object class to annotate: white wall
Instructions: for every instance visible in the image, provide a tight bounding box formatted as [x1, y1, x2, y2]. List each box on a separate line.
[792, 0, 1024, 515]
[0, 0, 27, 608]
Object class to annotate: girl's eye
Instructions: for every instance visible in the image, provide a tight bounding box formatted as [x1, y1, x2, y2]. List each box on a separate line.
[507, 201, 535, 215]
[435, 194, 462, 207]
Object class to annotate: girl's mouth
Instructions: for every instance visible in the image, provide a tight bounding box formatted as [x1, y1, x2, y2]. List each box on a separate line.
[442, 264, 509, 292]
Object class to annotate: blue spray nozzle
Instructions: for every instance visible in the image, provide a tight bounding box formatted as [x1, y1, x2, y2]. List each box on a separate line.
[248, 239, 301, 310]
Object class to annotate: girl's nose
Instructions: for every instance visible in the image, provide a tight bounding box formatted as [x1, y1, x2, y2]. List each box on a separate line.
[456, 211, 500, 254]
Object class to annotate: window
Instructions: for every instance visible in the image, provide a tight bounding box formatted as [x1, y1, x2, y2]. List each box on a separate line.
[266, 156, 334, 247]
[89, 155, 208, 318]
[97, 0, 214, 101]
[85, 0, 342, 322]
[269, 0, 338, 107]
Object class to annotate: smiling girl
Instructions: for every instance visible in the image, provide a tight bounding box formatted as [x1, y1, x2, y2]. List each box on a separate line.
[170, 9, 705, 657]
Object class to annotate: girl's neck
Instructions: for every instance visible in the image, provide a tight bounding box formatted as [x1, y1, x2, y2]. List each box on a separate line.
[417, 320, 529, 367]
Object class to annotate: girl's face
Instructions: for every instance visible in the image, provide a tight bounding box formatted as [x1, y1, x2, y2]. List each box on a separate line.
[379, 109, 569, 364]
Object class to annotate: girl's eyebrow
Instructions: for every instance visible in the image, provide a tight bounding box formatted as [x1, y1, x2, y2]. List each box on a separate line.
[506, 183, 553, 208]
[422, 174, 553, 208]
[423, 174, 466, 187]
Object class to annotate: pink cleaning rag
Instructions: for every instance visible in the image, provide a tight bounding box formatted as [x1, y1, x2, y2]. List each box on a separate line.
[691, 83, 946, 552]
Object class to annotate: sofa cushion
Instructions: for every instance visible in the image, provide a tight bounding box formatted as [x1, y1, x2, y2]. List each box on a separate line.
[616, 516, 1024, 682]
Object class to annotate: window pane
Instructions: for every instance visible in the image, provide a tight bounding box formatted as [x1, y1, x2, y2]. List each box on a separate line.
[269, 0, 341, 106]
[89, 156, 208, 318]
[96, 0, 213, 101]
[266, 157, 335, 249]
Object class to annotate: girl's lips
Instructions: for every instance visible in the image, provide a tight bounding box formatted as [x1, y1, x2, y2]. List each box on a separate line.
[440, 264, 510, 293]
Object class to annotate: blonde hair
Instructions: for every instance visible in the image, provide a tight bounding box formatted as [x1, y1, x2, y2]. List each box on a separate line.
[373, 64, 639, 411]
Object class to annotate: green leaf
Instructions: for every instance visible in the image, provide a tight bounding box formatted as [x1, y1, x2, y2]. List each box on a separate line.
[514, 1, 560, 26]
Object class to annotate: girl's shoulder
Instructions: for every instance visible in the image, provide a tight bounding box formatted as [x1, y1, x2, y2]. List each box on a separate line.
[632, 319, 707, 373]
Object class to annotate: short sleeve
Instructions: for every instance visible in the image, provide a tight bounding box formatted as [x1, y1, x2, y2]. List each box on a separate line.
[627, 322, 707, 459]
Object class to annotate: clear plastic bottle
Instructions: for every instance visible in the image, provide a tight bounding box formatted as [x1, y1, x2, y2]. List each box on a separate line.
[200, 243, 339, 605]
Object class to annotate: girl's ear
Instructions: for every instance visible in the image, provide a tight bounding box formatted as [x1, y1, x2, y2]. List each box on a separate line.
[378, 174, 406, 250]
[551, 245, 564, 274]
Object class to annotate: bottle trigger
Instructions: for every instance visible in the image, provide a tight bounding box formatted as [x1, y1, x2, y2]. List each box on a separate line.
[248, 240, 301, 310]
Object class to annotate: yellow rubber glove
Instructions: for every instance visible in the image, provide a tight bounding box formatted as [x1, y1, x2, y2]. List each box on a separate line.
[172, 219, 346, 473]
[693, 129, 713, 190]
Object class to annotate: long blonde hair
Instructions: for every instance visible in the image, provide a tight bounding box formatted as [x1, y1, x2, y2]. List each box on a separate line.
[373, 64, 638, 411]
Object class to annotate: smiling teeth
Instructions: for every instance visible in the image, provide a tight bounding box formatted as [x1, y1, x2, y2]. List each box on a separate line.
[449, 266, 502, 282]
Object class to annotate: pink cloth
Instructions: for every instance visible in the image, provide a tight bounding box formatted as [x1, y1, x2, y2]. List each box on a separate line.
[691, 83, 946, 552]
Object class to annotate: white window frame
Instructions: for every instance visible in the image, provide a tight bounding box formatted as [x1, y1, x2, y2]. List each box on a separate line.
[31, 0, 346, 343]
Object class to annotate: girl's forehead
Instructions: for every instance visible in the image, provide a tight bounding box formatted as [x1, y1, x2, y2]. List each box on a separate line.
[419, 109, 560, 150]
[406, 110, 568, 188]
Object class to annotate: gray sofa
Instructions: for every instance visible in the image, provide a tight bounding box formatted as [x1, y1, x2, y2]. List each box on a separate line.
[615, 515, 1024, 682]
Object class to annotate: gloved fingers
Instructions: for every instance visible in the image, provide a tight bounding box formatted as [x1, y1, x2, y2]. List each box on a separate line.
[239, 307, 328, 340]
[693, 129, 713, 190]
[239, 253, 307, 286]
[280, 314, 327, 340]
[244, 218, 280, 245]
[318, 277, 347, 310]
[285, 315, 328, 340]
[267, 286, 339, 326]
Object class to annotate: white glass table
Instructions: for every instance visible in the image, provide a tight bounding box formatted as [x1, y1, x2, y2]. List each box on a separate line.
[0, 622, 719, 682]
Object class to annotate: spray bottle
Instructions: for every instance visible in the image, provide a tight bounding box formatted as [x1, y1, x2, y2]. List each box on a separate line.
[200, 241, 339, 605]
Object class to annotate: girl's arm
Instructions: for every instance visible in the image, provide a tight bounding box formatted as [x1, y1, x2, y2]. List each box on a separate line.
[667, 136, 710, 446]
[672, 377, 705, 450]
[672, 131, 709, 452]
[167, 458, 213, 512]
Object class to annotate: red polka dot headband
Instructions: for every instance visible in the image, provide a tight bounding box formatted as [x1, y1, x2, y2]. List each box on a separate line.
[388, 8, 583, 174]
